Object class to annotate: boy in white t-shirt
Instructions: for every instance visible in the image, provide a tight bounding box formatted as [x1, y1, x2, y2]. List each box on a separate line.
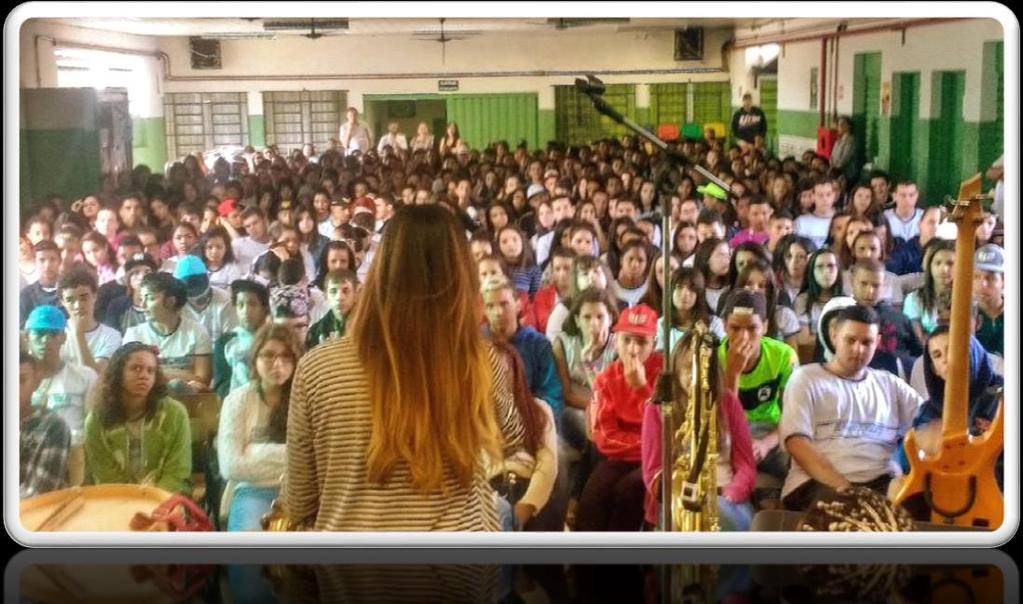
[779, 304, 922, 511]
[793, 178, 838, 249]
[123, 272, 212, 392]
[58, 268, 122, 375]
[25, 305, 98, 448]
[174, 255, 238, 343]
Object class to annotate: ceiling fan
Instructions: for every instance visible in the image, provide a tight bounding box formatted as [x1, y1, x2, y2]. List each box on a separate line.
[548, 18, 631, 30]
[411, 18, 480, 63]
[264, 18, 349, 39]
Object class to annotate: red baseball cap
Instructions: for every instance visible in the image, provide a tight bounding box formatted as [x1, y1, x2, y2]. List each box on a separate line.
[218, 198, 239, 217]
[612, 304, 659, 338]
[352, 196, 376, 216]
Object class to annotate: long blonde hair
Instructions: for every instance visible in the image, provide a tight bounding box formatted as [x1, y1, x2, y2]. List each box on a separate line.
[350, 204, 499, 492]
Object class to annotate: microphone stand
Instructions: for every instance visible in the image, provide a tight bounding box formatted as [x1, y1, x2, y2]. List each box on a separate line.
[574, 75, 733, 540]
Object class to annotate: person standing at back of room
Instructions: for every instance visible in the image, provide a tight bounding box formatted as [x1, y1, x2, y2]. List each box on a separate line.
[731, 93, 768, 152]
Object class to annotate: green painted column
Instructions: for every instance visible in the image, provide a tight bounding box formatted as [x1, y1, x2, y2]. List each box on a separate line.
[131, 117, 167, 173]
[248, 114, 266, 148]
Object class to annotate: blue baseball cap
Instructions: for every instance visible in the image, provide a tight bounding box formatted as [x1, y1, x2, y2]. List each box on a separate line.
[25, 305, 67, 332]
[174, 255, 208, 280]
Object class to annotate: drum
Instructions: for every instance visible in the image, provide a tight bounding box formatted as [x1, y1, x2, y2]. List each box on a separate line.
[21, 484, 174, 532]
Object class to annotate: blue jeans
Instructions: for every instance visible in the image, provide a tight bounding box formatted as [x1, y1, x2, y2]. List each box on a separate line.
[227, 486, 278, 532]
[496, 494, 515, 532]
[717, 496, 754, 532]
[650, 496, 754, 531]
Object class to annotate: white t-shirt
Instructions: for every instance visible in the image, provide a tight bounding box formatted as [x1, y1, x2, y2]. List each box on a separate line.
[793, 214, 833, 250]
[31, 362, 98, 445]
[232, 237, 270, 271]
[61, 323, 122, 365]
[209, 262, 246, 290]
[615, 281, 649, 308]
[775, 307, 802, 339]
[779, 363, 923, 498]
[181, 286, 238, 343]
[377, 132, 409, 153]
[705, 285, 730, 315]
[123, 316, 213, 371]
[308, 286, 330, 324]
[534, 232, 556, 268]
[545, 303, 571, 342]
[654, 317, 726, 351]
[884, 208, 924, 242]
[318, 218, 336, 240]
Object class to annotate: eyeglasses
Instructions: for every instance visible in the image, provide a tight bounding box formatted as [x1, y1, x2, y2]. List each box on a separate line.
[257, 352, 295, 365]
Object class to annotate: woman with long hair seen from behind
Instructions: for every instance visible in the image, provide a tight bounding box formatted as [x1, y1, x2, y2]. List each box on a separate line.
[280, 204, 524, 531]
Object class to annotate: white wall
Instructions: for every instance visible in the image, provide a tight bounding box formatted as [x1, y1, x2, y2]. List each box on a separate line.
[20, 19, 164, 118]
[766, 19, 1002, 120]
[155, 27, 734, 114]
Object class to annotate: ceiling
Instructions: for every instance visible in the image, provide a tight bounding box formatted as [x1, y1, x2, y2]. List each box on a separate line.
[41, 17, 764, 39]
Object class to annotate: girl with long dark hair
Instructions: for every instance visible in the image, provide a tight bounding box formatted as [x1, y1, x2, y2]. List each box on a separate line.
[218, 324, 304, 531]
[83, 342, 192, 494]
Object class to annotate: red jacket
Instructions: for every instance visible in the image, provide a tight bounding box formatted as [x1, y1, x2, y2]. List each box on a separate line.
[531, 285, 559, 334]
[591, 353, 664, 462]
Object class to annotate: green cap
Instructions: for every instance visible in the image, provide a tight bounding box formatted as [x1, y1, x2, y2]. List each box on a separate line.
[697, 182, 729, 201]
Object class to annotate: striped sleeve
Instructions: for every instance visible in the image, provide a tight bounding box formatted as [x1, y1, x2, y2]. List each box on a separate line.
[281, 353, 320, 527]
[487, 343, 525, 456]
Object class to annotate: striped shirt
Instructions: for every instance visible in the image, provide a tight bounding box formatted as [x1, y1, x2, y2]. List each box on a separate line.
[281, 336, 524, 531]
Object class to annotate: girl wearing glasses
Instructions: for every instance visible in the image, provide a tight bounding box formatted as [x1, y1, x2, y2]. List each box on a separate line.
[218, 324, 304, 530]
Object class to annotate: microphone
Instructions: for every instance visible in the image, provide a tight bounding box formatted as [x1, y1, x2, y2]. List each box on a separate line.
[574, 74, 606, 97]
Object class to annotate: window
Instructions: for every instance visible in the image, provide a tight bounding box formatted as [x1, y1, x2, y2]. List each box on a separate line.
[555, 84, 636, 145]
[164, 92, 248, 160]
[264, 91, 347, 154]
[54, 46, 154, 117]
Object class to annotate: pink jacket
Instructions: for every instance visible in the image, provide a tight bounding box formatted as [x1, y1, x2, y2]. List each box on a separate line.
[640, 389, 756, 526]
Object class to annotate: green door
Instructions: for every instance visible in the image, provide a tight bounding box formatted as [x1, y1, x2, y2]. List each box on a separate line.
[927, 71, 966, 202]
[979, 40, 1004, 186]
[759, 77, 778, 155]
[555, 83, 636, 145]
[853, 52, 882, 167]
[889, 72, 920, 182]
[445, 93, 539, 151]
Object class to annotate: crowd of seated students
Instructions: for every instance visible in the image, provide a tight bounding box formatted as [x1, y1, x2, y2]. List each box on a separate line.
[18, 118, 1005, 532]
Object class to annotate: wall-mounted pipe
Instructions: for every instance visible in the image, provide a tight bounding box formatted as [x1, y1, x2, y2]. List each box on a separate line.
[731, 17, 959, 49]
[819, 38, 827, 127]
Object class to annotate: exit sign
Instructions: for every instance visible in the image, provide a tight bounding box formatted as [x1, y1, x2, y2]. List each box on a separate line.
[438, 79, 459, 92]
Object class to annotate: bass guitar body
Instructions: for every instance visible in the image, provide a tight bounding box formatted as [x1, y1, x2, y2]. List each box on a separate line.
[896, 402, 1003, 529]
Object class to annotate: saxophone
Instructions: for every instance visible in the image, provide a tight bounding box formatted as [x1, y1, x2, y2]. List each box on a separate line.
[661, 321, 720, 532]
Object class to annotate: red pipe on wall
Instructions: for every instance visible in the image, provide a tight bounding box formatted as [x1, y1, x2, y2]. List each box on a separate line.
[819, 38, 827, 128]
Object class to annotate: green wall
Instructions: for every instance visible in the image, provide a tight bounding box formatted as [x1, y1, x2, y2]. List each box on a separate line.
[776, 109, 820, 140]
[131, 117, 167, 173]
